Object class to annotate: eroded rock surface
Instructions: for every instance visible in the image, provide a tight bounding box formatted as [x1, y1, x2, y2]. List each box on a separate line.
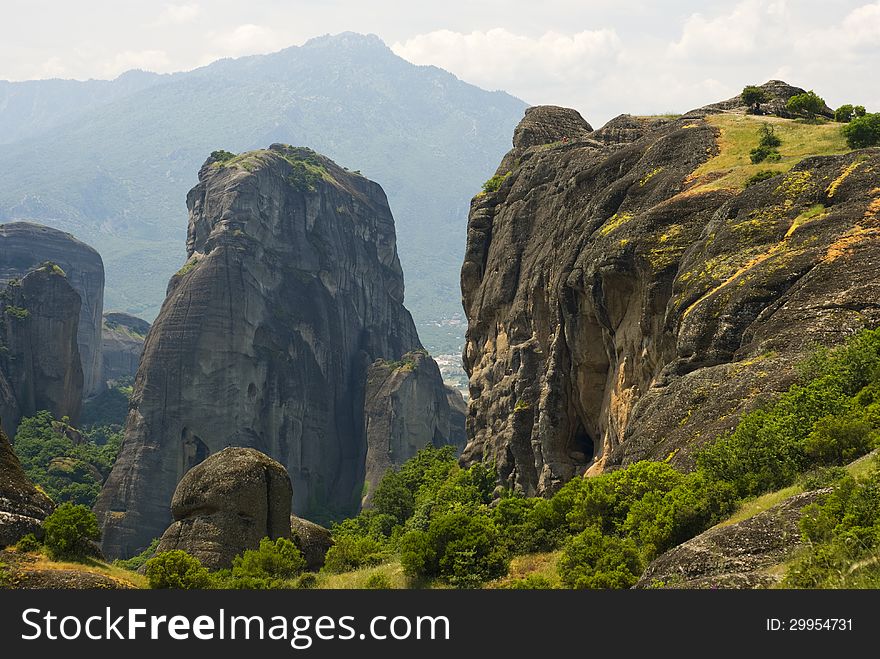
[362, 351, 466, 505]
[461, 89, 880, 496]
[290, 515, 333, 571]
[101, 312, 149, 383]
[636, 489, 829, 589]
[0, 222, 104, 397]
[154, 447, 292, 569]
[0, 264, 83, 436]
[0, 425, 54, 547]
[97, 145, 457, 557]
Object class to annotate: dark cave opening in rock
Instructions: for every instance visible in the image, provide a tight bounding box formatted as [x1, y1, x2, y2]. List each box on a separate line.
[570, 422, 595, 464]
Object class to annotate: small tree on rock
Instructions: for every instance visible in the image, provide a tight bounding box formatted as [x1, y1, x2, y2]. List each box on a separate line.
[787, 91, 826, 121]
[742, 86, 767, 114]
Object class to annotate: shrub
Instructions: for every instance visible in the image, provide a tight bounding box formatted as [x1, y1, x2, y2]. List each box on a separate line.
[803, 415, 876, 466]
[15, 533, 42, 553]
[364, 572, 393, 589]
[786, 91, 827, 120]
[481, 171, 511, 194]
[400, 512, 508, 587]
[294, 572, 318, 589]
[42, 502, 100, 561]
[145, 550, 210, 589]
[749, 124, 782, 163]
[114, 538, 159, 572]
[502, 574, 556, 589]
[371, 470, 415, 525]
[231, 537, 305, 584]
[854, 105, 867, 118]
[558, 526, 643, 589]
[744, 170, 779, 187]
[842, 113, 880, 148]
[741, 85, 767, 113]
[834, 104, 855, 123]
[323, 534, 387, 573]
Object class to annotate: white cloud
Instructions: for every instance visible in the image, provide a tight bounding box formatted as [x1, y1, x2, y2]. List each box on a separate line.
[153, 3, 201, 27]
[201, 23, 287, 61]
[104, 49, 172, 76]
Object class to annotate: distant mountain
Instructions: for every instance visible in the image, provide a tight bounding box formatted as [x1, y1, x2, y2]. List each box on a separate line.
[0, 32, 527, 355]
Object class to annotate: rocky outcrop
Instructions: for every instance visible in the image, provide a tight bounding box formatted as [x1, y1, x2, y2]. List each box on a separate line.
[153, 447, 292, 570]
[461, 90, 880, 496]
[362, 351, 467, 505]
[0, 264, 83, 436]
[290, 515, 333, 571]
[636, 489, 829, 589]
[97, 145, 458, 558]
[0, 222, 104, 397]
[0, 425, 54, 547]
[705, 80, 833, 118]
[101, 312, 149, 383]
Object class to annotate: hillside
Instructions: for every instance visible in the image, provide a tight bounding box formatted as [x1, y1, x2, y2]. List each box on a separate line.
[0, 32, 526, 360]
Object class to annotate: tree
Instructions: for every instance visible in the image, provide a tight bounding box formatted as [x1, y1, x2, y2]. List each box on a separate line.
[42, 503, 101, 561]
[750, 123, 783, 163]
[558, 526, 643, 589]
[145, 551, 210, 589]
[741, 86, 768, 114]
[231, 537, 305, 583]
[854, 105, 867, 118]
[786, 91, 826, 121]
[842, 113, 880, 148]
[835, 104, 855, 123]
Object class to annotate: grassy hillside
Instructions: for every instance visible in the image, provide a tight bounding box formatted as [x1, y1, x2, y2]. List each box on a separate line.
[687, 113, 852, 192]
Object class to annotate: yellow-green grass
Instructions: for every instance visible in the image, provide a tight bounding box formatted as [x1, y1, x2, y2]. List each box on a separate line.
[16, 552, 149, 588]
[487, 551, 563, 588]
[688, 114, 851, 192]
[315, 561, 409, 589]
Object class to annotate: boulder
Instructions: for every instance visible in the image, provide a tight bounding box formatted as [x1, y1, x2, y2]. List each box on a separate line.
[290, 515, 333, 571]
[154, 447, 292, 570]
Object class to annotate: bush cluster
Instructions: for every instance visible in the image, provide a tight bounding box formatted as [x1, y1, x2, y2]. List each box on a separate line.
[842, 113, 880, 149]
[42, 502, 101, 561]
[750, 124, 782, 164]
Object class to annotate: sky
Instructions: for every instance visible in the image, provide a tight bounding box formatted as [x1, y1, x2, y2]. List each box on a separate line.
[2, 0, 879, 125]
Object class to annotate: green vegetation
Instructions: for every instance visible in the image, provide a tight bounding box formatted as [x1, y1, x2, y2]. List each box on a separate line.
[209, 149, 236, 164]
[15, 533, 42, 553]
[688, 114, 851, 192]
[80, 377, 133, 426]
[4, 305, 29, 319]
[842, 113, 880, 149]
[834, 104, 866, 124]
[145, 550, 211, 589]
[481, 171, 511, 194]
[220, 537, 306, 589]
[744, 170, 780, 187]
[13, 411, 122, 506]
[783, 461, 880, 588]
[786, 91, 827, 121]
[175, 257, 200, 277]
[749, 124, 782, 164]
[43, 503, 101, 561]
[741, 85, 767, 114]
[114, 538, 159, 572]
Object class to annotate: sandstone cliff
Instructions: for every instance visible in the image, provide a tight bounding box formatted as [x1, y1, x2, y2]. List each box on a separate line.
[0, 264, 83, 436]
[362, 351, 467, 506]
[0, 222, 104, 398]
[101, 312, 149, 383]
[154, 447, 292, 570]
[461, 81, 880, 496]
[97, 145, 461, 557]
[0, 424, 54, 547]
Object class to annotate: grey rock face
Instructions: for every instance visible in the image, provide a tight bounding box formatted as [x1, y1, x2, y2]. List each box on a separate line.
[0, 424, 54, 547]
[461, 100, 880, 496]
[154, 447, 292, 570]
[512, 106, 593, 149]
[362, 351, 467, 506]
[96, 145, 444, 558]
[290, 515, 333, 571]
[636, 489, 830, 589]
[0, 265, 83, 436]
[101, 312, 149, 383]
[0, 222, 104, 398]
[705, 79, 834, 118]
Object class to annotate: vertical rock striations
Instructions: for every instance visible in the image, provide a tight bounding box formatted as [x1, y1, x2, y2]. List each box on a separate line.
[101, 312, 149, 383]
[0, 264, 83, 436]
[362, 351, 467, 506]
[461, 94, 880, 496]
[0, 421, 55, 546]
[97, 145, 461, 557]
[0, 222, 105, 398]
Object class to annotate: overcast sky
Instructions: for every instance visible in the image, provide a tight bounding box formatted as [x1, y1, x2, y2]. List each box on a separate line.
[3, 0, 878, 125]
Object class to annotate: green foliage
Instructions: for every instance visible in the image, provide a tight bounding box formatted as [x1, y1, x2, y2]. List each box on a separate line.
[371, 470, 415, 525]
[786, 91, 826, 120]
[4, 305, 29, 319]
[784, 467, 880, 588]
[323, 530, 389, 573]
[218, 537, 306, 589]
[744, 170, 780, 187]
[13, 411, 122, 506]
[741, 85, 767, 113]
[481, 171, 511, 194]
[145, 550, 210, 589]
[502, 574, 556, 589]
[209, 149, 236, 164]
[558, 526, 643, 589]
[81, 377, 133, 426]
[15, 533, 42, 553]
[750, 124, 782, 163]
[400, 511, 508, 587]
[834, 104, 855, 123]
[43, 502, 100, 561]
[295, 572, 318, 589]
[364, 572, 393, 589]
[698, 328, 880, 497]
[114, 538, 160, 572]
[842, 113, 880, 148]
